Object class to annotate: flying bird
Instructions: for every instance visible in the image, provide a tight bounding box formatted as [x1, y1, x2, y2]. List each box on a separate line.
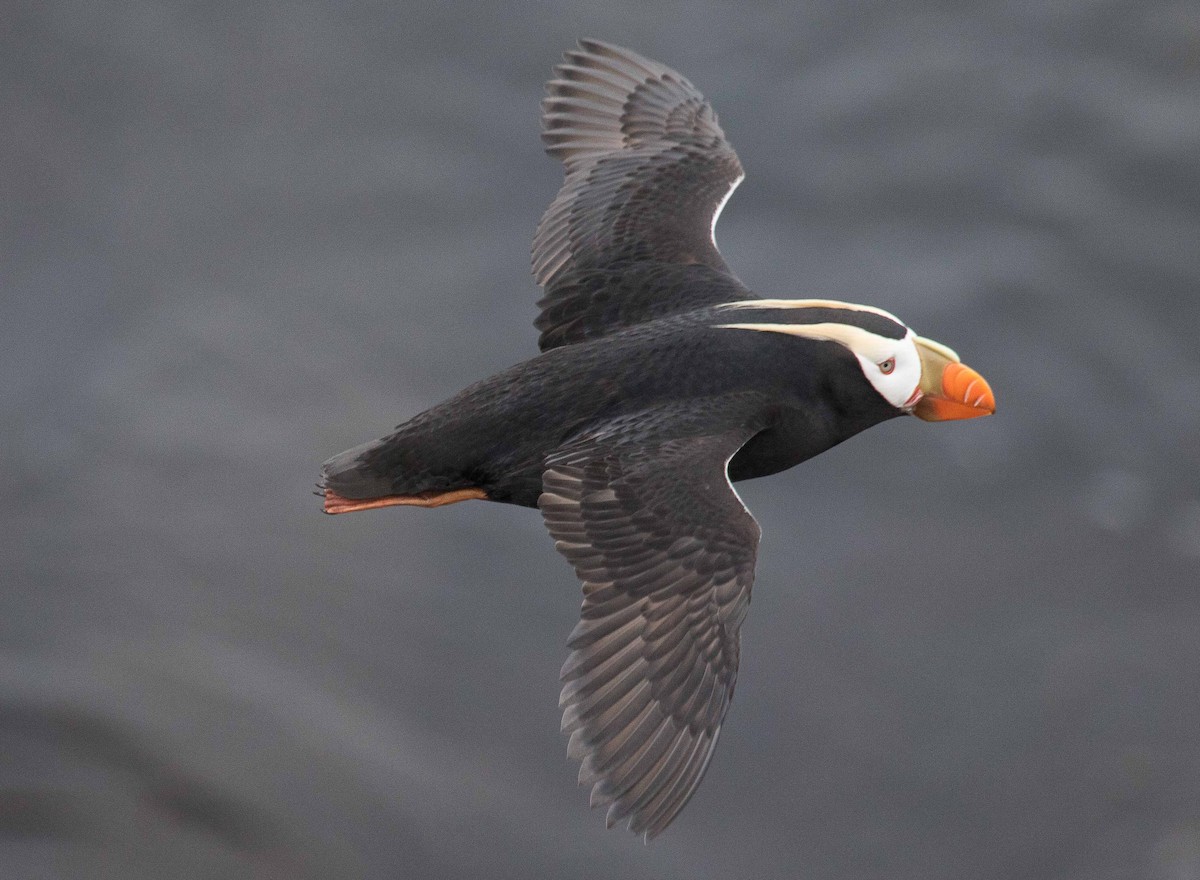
[320, 39, 995, 839]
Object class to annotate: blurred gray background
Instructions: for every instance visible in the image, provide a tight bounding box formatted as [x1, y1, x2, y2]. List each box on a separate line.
[4, 1, 1200, 877]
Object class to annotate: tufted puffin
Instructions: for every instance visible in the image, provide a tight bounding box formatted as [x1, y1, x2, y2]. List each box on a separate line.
[320, 39, 995, 839]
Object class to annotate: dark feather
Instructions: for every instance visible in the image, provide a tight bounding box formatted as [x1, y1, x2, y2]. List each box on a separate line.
[540, 428, 760, 838]
[533, 40, 755, 351]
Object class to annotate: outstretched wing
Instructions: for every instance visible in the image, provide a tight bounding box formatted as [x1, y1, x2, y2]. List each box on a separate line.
[533, 40, 755, 351]
[539, 428, 760, 838]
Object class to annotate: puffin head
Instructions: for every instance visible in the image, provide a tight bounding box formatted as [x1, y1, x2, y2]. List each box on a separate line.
[717, 299, 995, 421]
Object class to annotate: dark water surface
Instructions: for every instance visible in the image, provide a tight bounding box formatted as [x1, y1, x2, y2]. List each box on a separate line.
[4, 2, 1200, 877]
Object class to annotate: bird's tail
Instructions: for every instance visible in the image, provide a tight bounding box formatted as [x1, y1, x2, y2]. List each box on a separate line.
[319, 437, 486, 515]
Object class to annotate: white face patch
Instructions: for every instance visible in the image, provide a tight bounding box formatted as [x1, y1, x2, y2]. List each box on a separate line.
[717, 320, 925, 410]
[853, 330, 922, 409]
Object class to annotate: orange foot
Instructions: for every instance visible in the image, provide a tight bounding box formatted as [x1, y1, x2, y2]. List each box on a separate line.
[323, 487, 487, 515]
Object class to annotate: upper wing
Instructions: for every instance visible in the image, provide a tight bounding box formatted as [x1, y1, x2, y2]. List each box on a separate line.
[539, 428, 760, 838]
[532, 40, 755, 351]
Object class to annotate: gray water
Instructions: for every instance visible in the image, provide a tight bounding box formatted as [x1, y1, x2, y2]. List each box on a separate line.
[4, 2, 1200, 878]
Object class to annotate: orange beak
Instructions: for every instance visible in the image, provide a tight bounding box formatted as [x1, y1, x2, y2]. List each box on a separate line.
[911, 337, 995, 421]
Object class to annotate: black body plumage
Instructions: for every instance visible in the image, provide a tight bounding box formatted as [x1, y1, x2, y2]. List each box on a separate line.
[322, 307, 900, 508]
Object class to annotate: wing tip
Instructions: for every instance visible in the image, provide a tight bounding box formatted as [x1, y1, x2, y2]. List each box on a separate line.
[539, 38, 720, 166]
[572, 38, 676, 82]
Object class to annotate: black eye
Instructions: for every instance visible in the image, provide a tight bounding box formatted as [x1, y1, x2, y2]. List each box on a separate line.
[879, 358, 895, 375]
